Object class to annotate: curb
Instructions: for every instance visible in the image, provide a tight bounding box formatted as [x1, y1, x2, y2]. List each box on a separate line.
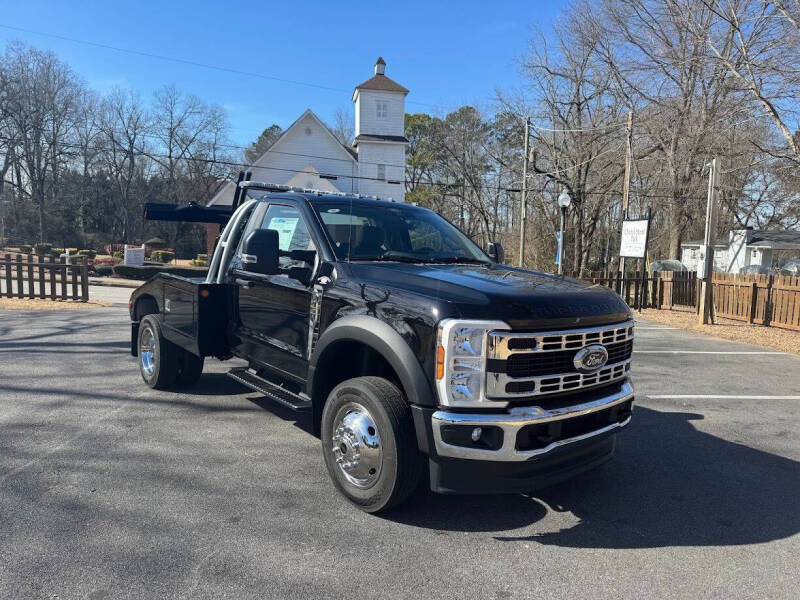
[88, 278, 141, 289]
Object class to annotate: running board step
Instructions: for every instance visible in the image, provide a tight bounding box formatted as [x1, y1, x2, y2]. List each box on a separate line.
[227, 367, 311, 411]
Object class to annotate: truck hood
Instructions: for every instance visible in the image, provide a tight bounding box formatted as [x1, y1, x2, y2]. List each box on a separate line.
[345, 262, 631, 329]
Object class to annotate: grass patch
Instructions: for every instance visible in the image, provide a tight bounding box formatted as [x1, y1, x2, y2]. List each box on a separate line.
[0, 297, 112, 310]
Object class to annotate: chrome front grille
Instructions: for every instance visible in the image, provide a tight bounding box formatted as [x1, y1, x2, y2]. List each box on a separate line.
[486, 320, 634, 399]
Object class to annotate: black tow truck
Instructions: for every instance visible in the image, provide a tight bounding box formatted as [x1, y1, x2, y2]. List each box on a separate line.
[129, 180, 635, 512]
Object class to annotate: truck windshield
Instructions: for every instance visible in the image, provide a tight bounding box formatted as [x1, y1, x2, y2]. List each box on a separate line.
[313, 200, 490, 264]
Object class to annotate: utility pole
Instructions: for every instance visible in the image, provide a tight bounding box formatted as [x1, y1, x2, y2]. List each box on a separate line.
[619, 110, 634, 277]
[518, 117, 530, 268]
[699, 157, 719, 325]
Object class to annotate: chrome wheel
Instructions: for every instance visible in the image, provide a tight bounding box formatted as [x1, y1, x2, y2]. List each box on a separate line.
[140, 326, 156, 377]
[331, 402, 382, 489]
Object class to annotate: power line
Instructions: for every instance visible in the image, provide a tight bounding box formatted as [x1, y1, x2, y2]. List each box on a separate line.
[0, 23, 437, 108]
[88, 128, 412, 169]
[0, 135, 501, 193]
[530, 122, 627, 133]
[0, 135, 710, 200]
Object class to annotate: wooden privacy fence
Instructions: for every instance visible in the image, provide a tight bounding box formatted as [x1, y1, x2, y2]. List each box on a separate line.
[712, 273, 800, 331]
[572, 270, 661, 309]
[573, 270, 695, 310]
[658, 271, 698, 309]
[574, 269, 800, 332]
[0, 253, 89, 302]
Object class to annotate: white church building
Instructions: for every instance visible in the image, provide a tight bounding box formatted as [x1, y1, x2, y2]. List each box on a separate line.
[209, 57, 408, 206]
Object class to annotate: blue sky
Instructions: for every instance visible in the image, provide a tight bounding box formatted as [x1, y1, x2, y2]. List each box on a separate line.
[1, 1, 567, 146]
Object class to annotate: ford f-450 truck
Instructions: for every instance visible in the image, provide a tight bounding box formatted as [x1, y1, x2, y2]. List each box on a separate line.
[129, 181, 635, 512]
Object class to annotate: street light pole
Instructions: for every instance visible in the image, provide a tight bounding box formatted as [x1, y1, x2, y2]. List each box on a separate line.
[518, 117, 530, 268]
[558, 207, 566, 276]
[699, 157, 719, 325]
[557, 189, 571, 276]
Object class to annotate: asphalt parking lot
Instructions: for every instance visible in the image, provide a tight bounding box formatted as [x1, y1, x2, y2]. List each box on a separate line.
[1, 307, 798, 599]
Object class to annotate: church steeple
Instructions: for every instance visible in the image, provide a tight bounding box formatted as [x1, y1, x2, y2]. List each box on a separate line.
[352, 58, 408, 139]
[352, 57, 408, 201]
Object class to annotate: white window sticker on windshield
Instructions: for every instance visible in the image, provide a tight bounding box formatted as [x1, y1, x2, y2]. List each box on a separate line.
[268, 217, 298, 249]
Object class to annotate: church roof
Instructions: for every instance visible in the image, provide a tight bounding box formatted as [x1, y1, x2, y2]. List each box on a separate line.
[269, 109, 357, 163]
[354, 75, 409, 94]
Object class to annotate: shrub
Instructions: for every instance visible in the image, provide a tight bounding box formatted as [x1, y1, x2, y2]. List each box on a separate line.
[93, 256, 120, 266]
[112, 250, 123, 259]
[112, 264, 207, 280]
[94, 265, 114, 277]
[144, 237, 168, 249]
[49, 247, 64, 257]
[191, 258, 208, 267]
[151, 250, 175, 263]
[197, 253, 208, 261]
[66, 247, 78, 254]
[34, 243, 52, 255]
[20, 244, 32, 253]
[77, 249, 97, 259]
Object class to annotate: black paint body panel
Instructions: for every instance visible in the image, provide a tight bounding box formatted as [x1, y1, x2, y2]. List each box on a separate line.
[127, 193, 634, 494]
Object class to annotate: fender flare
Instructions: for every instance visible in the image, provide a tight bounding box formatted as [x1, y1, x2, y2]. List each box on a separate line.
[308, 315, 435, 407]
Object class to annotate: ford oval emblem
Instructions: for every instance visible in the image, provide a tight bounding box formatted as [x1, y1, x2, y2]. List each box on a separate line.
[573, 344, 608, 373]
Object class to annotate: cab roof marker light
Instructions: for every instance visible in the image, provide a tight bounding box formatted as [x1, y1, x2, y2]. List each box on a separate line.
[240, 180, 382, 201]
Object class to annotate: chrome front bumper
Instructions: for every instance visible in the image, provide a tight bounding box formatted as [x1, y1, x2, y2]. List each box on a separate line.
[431, 380, 634, 462]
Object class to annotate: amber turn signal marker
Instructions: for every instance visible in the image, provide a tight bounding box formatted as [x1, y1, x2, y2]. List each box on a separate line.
[436, 345, 445, 380]
[200, 289, 210, 298]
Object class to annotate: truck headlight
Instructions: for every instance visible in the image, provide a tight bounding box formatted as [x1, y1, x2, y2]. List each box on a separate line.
[435, 319, 509, 407]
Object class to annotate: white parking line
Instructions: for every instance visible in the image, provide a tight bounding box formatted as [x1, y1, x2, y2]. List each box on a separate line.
[634, 350, 785, 355]
[648, 394, 800, 400]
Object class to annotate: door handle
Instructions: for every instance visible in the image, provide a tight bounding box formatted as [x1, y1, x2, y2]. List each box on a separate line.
[235, 278, 254, 289]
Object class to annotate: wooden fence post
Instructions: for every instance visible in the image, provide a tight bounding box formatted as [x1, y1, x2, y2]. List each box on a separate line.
[70, 264, 79, 300]
[60, 258, 67, 301]
[38, 255, 46, 299]
[15, 255, 24, 298]
[26, 254, 34, 299]
[49, 256, 57, 300]
[80, 264, 89, 302]
[764, 276, 773, 326]
[748, 281, 758, 324]
[3, 254, 11, 298]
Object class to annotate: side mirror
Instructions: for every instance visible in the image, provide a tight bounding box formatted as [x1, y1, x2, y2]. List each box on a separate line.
[241, 229, 279, 275]
[487, 241, 505, 264]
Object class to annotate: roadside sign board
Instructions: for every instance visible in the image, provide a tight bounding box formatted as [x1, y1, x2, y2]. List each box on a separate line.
[124, 245, 145, 266]
[619, 219, 649, 258]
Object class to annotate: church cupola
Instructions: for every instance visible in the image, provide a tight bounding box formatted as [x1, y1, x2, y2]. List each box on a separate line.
[352, 57, 409, 138]
[351, 57, 409, 202]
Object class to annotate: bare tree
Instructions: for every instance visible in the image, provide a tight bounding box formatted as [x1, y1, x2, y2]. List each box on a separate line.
[517, 5, 629, 272]
[331, 107, 354, 146]
[2, 42, 83, 241]
[99, 88, 150, 242]
[681, 0, 800, 164]
[592, 0, 746, 257]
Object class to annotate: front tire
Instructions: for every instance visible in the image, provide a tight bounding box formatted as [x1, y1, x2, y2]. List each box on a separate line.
[138, 315, 179, 389]
[321, 376, 423, 513]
